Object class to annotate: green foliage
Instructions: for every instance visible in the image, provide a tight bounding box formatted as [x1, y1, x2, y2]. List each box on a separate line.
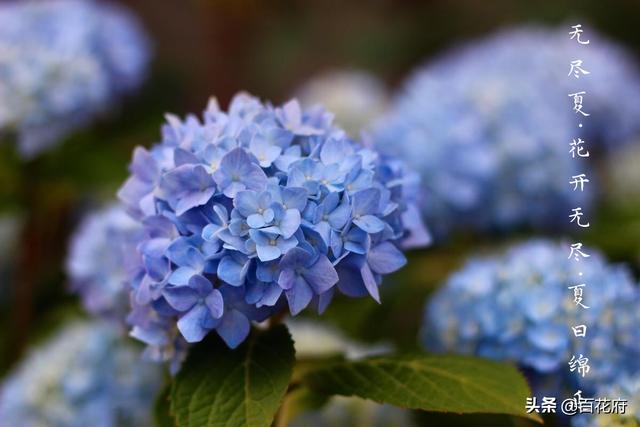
[275, 387, 330, 427]
[155, 384, 176, 427]
[169, 325, 295, 427]
[301, 353, 542, 423]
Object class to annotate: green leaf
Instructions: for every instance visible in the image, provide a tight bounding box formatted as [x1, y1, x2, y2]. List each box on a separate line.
[154, 384, 176, 427]
[274, 386, 330, 427]
[301, 354, 542, 423]
[169, 325, 296, 427]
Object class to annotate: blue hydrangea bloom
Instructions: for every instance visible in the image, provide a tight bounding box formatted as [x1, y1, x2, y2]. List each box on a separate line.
[118, 93, 429, 367]
[422, 240, 640, 396]
[0, 320, 162, 427]
[0, 0, 151, 158]
[373, 26, 640, 238]
[572, 374, 640, 427]
[66, 204, 142, 319]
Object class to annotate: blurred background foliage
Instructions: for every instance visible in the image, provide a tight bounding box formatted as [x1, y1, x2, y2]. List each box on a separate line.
[1, 1, 640, 424]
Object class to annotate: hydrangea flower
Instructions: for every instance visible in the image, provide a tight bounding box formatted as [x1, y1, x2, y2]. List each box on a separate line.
[0, 0, 151, 158]
[66, 203, 142, 319]
[572, 374, 640, 427]
[0, 320, 162, 427]
[422, 240, 640, 396]
[118, 93, 429, 368]
[296, 70, 388, 137]
[372, 26, 640, 238]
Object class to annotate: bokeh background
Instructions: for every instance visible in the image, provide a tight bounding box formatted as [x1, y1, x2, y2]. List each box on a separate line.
[2, 1, 640, 425]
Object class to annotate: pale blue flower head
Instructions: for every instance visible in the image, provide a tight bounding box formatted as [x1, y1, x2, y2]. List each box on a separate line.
[118, 93, 429, 366]
[67, 203, 142, 319]
[422, 240, 640, 396]
[373, 26, 640, 239]
[0, 320, 162, 427]
[0, 0, 151, 158]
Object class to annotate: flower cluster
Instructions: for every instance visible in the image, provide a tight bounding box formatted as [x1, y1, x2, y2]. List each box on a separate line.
[0, 320, 162, 427]
[372, 26, 640, 238]
[66, 204, 142, 319]
[572, 374, 640, 427]
[0, 0, 150, 158]
[118, 93, 429, 367]
[296, 70, 388, 137]
[422, 240, 640, 396]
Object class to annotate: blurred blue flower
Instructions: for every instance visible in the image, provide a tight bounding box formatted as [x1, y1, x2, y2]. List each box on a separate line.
[0, 0, 151, 158]
[295, 69, 389, 138]
[118, 93, 429, 368]
[572, 374, 640, 427]
[373, 26, 640, 239]
[422, 240, 640, 396]
[0, 320, 162, 427]
[67, 204, 142, 319]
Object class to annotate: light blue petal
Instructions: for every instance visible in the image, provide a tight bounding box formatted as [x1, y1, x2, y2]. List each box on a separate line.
[303, 254, 338, 294]
[352, 188, 381, 216]
[235, 191, 259, 218]
[256, 244, 281, 262]
[247, 213, 267, 228]
[278, 209, 301, 238]
[353, 215, 385, 233]
[162, 285, 197, 312]
[217, 255, 249, 287]
[367, 242, 407, 274]
[281, 187, 308, 211]
[361, 263, 380, 303]
[205, 289, 224, 319]
[168, 267, 197, 285]
[177, 304, 210, 343]
[285, 276, 313, 315]
[217, 309, 250, 348]
[278, 268, 296, 290]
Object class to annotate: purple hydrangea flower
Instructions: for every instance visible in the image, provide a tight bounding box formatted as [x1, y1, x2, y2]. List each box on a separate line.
[67, 204, 142, 319]
[118, 93, 429, 367]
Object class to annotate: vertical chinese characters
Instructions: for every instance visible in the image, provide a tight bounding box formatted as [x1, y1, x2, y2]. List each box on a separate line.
[567, 23, 592, 385]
